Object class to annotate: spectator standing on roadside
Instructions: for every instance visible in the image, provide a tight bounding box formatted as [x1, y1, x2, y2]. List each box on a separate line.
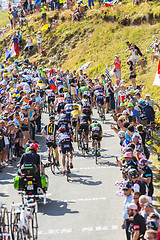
[145, 93, 160, 111]
[12, 31, 19, 55]
[121, 182, 133, 240]
[11, 7, 19, 29]
[37, 31, 42, 57]
[144, 230, 157, 240]
[125, 41, 146, 61]
[129, 44, 144, 71]
[24, 35, 33, 57]
[8, 8, 13, 30]
[127, 203, 146, 240]
[127, 60, 136, 89]
[113, 55, 121, 80]
[41, 3, 47, 25]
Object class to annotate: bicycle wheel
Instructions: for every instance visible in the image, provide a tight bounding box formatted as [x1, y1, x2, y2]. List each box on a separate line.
[31, 211, 38, 240]
[0, 210, 3, 240]
[2, 208, 10, 240]
[146, 41, 154, 52]
[95, 141, 98, 165]
[11, 213, 22, 240]
[66, 153, 70, 182]
[50, 152, 56, 175]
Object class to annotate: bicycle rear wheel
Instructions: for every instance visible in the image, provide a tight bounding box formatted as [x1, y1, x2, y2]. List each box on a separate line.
[50, 156, 56, 175]
[66, 153, 70, 182]
[95, 141, 98, 165]
[2, 208, 10, 240]
[11, 213, 22, 240]
[31, 211, 38, 240]
[146, 41, 154, 52]
[81, 132, 85, 157]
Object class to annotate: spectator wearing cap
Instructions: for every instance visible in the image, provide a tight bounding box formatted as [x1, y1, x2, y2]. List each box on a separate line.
[113, 55, 121, 80]
[121, 182, 133, 240]
[127, 203, 146, 240]
[127, 102, 140, 124]
[128, 89, 138, 106]
[37, 31, 42, 57]
[141, 203, 160, 223]
[144, 229, 157, 240]
[132, 133, 146, 160]
[132, 192, 141, 213]
[41, 3, 47, 25]
[138, 99, 155, 125]
[138, 159, 154, 202]
[146, 220, 158, 231]
[116, 151, 138, 174]
[11, 7, 19, 29]
[125, 124, 137, 143]
[145, 93, 160, 111]
[118, 130, 131, 153]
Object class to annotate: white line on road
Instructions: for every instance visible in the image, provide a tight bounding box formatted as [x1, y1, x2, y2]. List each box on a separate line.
[38, 225, 119, 235]
[55, 197, 106, 203]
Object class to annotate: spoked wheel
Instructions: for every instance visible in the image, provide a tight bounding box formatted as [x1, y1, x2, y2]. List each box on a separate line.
[2, 208, 10, 240]
[146, 41, 154, 52]
[11, 213, 23, 240]
[50, 154, 56, 175]
[30, 211, 38, 240]
[95, 141, 98, 165]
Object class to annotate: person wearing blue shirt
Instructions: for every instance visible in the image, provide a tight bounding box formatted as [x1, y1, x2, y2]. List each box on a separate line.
[121, 182, 133, 240]
[128, 102, 140, 123]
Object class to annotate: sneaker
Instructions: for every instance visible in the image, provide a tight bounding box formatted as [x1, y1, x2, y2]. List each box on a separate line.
[62, 170, 66, 175]
[70, 163, 73, 169]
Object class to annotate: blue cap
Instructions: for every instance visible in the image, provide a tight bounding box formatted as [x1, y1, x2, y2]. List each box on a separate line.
[25, 106, 30, 109]
[122, 182, 132, 190]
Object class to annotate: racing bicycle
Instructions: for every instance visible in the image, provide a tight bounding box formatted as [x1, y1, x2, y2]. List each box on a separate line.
[45, 143, 59, 174]
[146, 36, 159, 52]
[98, 103, 105, 123]
[0, 202, 10, 240]
[10, 200, 38, 240]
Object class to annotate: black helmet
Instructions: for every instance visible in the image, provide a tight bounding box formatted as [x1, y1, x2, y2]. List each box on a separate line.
[128, 168, 139, 179]
[49, 115, 55, 121]
[93, 120, 97, 123]
[56, 76, 60, 80]
[81, 81, 85, 86]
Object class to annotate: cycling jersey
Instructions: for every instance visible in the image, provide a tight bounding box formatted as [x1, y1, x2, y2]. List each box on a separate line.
[71, 110, 81, 119]
[58, 113, 70, 131]
[90, 122, 102, 134]
[79, 113, 91, 124]
[94, 89, 104, 106]
[81, 98, 90, 107]
[55, 97, 65, 106]
[79, 86, 90, 96]
[44, 123, 59, 139]
[46, 89, 55, 97]
[58, 132, 72, 144]
[65, 104, 73, 112]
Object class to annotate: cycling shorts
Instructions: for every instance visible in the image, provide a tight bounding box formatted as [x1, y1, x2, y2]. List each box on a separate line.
[92, 132, 102, 142]
[46, 140, 57, 149]
[61, 141, 73, 154]
[48, 96, 55, 104]
[57, 102, 65, 113]
[96, 95, 104, 106]
[79, 123, 89, 135]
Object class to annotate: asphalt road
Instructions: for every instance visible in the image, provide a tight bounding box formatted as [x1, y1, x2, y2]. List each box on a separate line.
[0, 110, 126, 240]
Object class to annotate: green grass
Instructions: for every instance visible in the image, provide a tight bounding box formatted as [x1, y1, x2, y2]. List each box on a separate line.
[0, 11, 9, 28]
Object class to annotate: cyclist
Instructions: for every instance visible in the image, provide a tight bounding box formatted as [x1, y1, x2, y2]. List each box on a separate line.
[19, 143, 45, 192]
[58, 126, 74, 174]
[58, 109, 71, 132]
[45, 89, 55, 114]
[41, 115, 59, 165]
[71, 104, 81, 140]
[63, 87, 72, 103]
[64, 100, 73, 119]
[78, 108, 91, 151]
[94, 85, 105, 118]
[54, 93, 66, 114]
[89, 120, 102, 156]
[81, 94, 92, 121]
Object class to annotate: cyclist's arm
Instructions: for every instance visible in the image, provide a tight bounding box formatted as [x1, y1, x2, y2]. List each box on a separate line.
[39, 164, 45, 175]
[132, 230, 140, 240]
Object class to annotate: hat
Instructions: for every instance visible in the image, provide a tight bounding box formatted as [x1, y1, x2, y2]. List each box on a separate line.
[9, 81, 14, 84]
[123, 152, 132, 158]
[145, 93, 150, 97]
[15, 106, 20, 110]
[144, 203, 153, 208]
[120, 103, 125, 107]
[127, 203, 137, 210]
[139, 158, 147, 166]
[128, 102, 134, 107]
[25, 106, 30, 109]
[129, 89, 135, 94]
[122, 182, 132, 190]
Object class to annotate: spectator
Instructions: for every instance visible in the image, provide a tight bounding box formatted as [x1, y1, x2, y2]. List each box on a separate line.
[121, 182, 133, 240]
[19, 9, 28, 31]
[144, 230, 157, 240]
[88, 0, 94, 9]
[151, 42, 160, 64]
[36, 31, 42, 57]
[12, 31, 19, 55]
[145, 93, 160, 111]
[113, 55, 121, 80]
[127, 102, 140, 124]
[127, 60, 136, 89]
[126, 41, 146, 61]
[132, 192, 141, 212]
[24, 35, 33, 57]
[129, 44, 144, 71]
[11, 7, 19, 29]
[8, 8, 13, 30]
[41, 3, 47, 25]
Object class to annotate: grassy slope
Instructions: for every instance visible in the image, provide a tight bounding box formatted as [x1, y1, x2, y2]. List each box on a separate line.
[0, 2, 160, 103]
[0, 11, 9, 28]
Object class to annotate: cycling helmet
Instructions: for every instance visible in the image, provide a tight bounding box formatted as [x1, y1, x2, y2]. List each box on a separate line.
[118, 131, 126, 138]
[56, 76, 60, 80]
[49, 115, 55, 121]
[63, 88, 68, 92]
[139, 158, 147, 166]
[61, 109, 66, 113]
[139, 99, 146, 106]
[25, 147, 30, 153]
[82, 108, 87, 113]
[73, 104, 79, 110]
[146, 220, 158, 231]
[59, 93, 64, 97]
[38, 79, 43, 83]
[93, 120, 97, 123]
[83, 94, 88, 98]
[58, 126, 66, 132]
[95, 85, 101, 90]
[128, 168, 139, 179]
[29, 143, 39, 152]
[66, 98, 72, 103]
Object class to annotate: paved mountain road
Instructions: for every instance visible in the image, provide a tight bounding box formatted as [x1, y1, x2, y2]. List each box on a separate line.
[0, 111, 126, 240]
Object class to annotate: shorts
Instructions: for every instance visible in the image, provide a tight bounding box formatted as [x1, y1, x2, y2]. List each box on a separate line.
[79, 123, 89, 135]
[10, 20, 13, 25]
[114, 68, 121, 79]
[71, 87, 76, 95]
[92, 133, 102, 142]
[72, 118, 78, 127]
[57, 102, 65, 113]
[24, 45, 33, 51]
[42, 13, 46, 19]
[130, 57, 140, 64]
[48, 96, 55, 104]
[13, 17, 18, 24]
[106, 96, 110, 103]
[46, 140, 57, 149]
[17, 129, 23, 139]
[129, 74, 136, 79]
[61, 141, 73, 154]
[96, 96, 104, 106]
[23, 4, 28, 10]
[21, 125, 29, 131]
[110, 98, 115, 110]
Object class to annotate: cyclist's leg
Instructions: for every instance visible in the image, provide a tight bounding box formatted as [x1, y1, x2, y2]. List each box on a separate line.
[91, 139, 95, 153]
[62, 153, 66, 173]
[98, 138, 102, 155]
[69, 151, 73, 168]
[54, 146, 59, 162]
